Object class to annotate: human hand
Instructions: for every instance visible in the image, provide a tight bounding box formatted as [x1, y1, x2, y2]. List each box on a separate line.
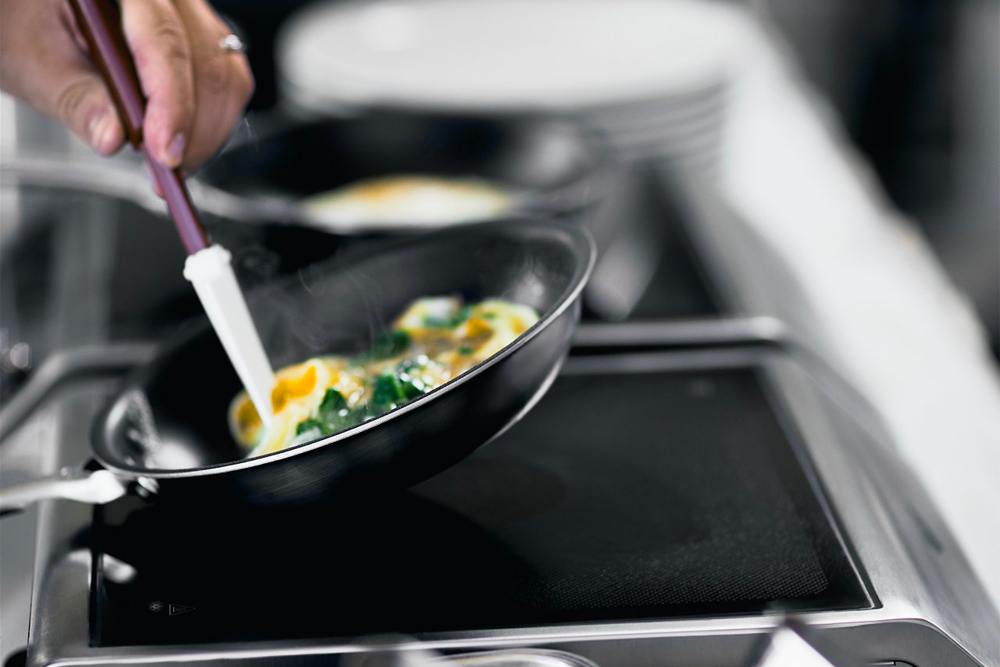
[0, 0, 254, 172]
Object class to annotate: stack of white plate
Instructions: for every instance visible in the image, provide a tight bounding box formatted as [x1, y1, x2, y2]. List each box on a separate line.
[277, 0, 747, 174]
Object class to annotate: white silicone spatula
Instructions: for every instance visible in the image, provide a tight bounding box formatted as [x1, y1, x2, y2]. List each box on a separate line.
[68, 0, 275, 425]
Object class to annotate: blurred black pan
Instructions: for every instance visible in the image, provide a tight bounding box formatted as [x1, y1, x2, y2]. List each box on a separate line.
[194, 111, 609, 233]
[0, 219, 594, 513]
[0, 155, 346, 279]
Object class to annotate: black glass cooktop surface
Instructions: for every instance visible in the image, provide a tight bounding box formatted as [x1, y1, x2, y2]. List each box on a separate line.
[91, 354, 868, 647]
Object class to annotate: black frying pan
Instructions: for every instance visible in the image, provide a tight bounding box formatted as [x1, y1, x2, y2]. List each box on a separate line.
[0, 219, 594, 513]
[195, 111, 609, 233]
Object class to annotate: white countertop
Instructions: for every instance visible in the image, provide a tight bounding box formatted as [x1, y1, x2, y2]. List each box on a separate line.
[717, 11, 1000, 613]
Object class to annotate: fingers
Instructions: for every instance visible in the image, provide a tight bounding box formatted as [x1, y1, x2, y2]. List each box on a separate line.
[0, 0, 252, 174]
[0, 0, 124, 155]
[174, 0, 254, 170]
[121, 0, 253, 171]
[50, 75, 125, 155]
[119, 0, 195, 168]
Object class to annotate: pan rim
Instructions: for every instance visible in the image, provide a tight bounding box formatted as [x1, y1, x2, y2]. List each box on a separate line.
[93, 218, 596, 479]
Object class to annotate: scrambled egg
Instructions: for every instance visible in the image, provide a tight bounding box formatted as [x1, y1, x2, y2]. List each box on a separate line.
[229, 297, 539, 458]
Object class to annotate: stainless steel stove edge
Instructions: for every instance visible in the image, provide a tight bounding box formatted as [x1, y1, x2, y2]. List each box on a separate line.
[21, 613, 984, 667]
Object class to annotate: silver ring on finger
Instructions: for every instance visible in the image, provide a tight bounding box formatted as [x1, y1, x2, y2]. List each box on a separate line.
[218, 34, 245, 53]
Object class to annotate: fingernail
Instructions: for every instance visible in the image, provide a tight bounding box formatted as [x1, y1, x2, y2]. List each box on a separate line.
[98, 116, 119, 153]
[88, 112, 117, 153]
[162, 133, 185, 168]
[88, 115, 103, 145]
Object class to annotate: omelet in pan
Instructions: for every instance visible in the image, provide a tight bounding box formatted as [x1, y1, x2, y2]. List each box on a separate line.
[302, 176, 512, 227]
[229, 297, 539, 458]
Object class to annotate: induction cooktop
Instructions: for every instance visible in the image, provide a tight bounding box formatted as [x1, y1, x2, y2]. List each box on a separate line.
[83, 349, 868, 649]
[20, 342, 1000, 667]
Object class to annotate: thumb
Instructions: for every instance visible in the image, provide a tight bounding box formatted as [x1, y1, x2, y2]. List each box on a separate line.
[48, 73, 125, 156]
[0, 0, 125, 156]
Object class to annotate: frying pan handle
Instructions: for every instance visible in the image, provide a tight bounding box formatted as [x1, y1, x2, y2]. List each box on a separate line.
[0, 342, 156, 444]
[67, 0, 210, 254]
[0, 469, 128, 517]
